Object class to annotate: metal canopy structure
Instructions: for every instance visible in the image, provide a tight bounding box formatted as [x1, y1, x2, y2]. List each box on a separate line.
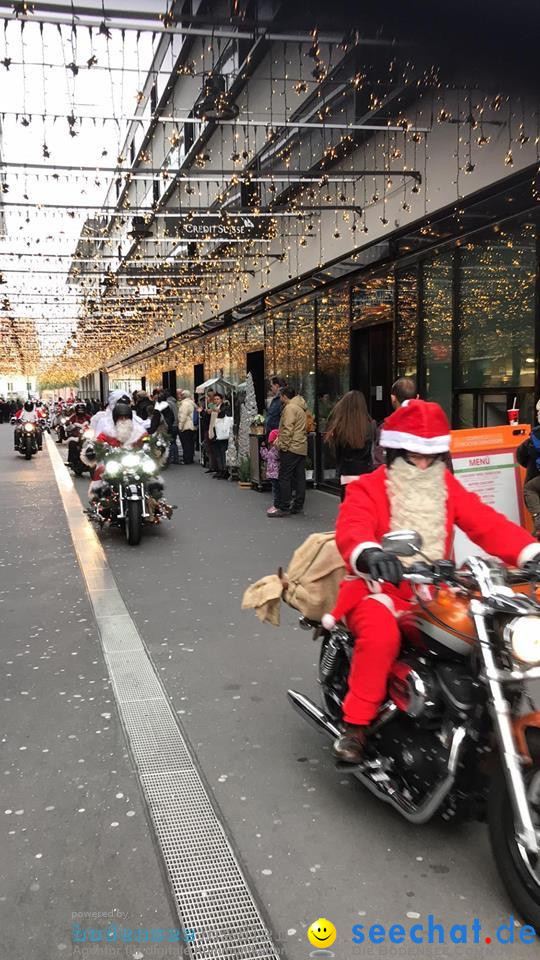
[0, 0, 534, 384]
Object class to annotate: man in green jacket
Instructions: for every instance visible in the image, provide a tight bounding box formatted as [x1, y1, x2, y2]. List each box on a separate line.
[268, 387, 308, 518]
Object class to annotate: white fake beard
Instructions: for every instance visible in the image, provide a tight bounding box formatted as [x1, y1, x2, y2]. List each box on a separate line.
[116, 419, 133, 444]
[386, 457, 448, 566]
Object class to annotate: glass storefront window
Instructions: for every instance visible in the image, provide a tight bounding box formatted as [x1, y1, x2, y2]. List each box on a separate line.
[316, 286, 350, 485]
[457, 221, 536, 389]
[396, 269, 418, 380]
[287, 300, 315, 411]
[423, 254, 453, 418]
[351, 272, 394, 327]
[229, 322, 247, 384]
[245, 317, 264, 354]
[316, 287, 350, 406]
[273, 309, 288, 380]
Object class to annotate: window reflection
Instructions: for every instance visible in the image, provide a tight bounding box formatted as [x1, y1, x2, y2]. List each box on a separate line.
[457, 221, 536, 389]
[317, 287, 350, 485]
[396, 269, 418, 379]
[423, 254, 453, 417]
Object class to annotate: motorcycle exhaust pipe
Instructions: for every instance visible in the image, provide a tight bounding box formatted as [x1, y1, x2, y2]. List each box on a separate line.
[287, 690, 341, 740]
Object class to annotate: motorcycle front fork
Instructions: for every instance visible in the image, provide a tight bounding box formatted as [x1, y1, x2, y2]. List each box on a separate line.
[472, 601, 539, 856]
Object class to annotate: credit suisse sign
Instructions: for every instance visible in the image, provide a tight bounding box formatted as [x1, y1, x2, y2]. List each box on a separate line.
[165, 214, 273, 241]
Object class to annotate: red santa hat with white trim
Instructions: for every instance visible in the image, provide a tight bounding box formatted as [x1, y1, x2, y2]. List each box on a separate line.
[380, 399, 451, 454]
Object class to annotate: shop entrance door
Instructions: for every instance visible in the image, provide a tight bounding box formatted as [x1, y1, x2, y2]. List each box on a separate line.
[350, 323, 393, 422]
[193, 363, 204, 390]
[246, 349, 265, 412]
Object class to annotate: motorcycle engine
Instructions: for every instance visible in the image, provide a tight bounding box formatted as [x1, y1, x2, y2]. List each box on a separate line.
[388, 658, 441, 724]
[373, 719, 449, 799]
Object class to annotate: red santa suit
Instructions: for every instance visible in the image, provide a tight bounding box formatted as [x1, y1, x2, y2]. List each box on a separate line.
[332, 400, 540, 727]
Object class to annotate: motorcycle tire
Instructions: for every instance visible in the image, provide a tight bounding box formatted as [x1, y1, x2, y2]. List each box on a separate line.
[488, 728, 540, 928]
[25, 437, 32, 460]
[125, 500, 142, 546]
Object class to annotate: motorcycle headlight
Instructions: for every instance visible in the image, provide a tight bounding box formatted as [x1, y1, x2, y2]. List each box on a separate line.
[104, 460, 121, 476]
[141, 457, 157, 475]
[505, 616, 540, 665]
[24, 423, 34, 432]
[122, 453, 140, 469]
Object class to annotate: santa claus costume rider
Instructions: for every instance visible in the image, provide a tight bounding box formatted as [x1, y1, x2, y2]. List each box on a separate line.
[84, 400, 148, 499]
[330, 399, 540, 763]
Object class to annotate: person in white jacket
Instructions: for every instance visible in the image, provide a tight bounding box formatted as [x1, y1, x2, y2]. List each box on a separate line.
[177, 389, 197, 464]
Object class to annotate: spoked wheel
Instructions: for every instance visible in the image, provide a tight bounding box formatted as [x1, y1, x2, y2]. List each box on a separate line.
[488, 729, 540, 927]
[125, 500, 142, 546]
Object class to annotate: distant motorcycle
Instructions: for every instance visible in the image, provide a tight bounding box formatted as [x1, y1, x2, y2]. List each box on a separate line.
[66, 423, 92, 476]
[15, 422, 40, 460]
[85, 445, 174, 546]
[54, 414, 68, 444]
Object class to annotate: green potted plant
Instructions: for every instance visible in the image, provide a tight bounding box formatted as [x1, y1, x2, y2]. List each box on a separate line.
[238, 455, 252, 488]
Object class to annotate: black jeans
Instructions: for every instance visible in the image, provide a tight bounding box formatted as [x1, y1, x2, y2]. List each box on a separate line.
[214, 439, 228, 474]
[180, 429, 195, 464]
[278, 451, 306, 511]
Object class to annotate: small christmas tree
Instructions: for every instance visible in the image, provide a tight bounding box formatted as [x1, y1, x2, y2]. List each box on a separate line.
[237, 371, 258, 460]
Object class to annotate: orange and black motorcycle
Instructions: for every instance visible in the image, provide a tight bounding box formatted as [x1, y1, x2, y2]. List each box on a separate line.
[288, 531, 540, 927]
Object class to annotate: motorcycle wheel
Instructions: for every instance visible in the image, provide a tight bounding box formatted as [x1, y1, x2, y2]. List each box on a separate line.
[488, 729, 540, 927]
[25, 437, 32, 460]
[125, 501, 142, 546]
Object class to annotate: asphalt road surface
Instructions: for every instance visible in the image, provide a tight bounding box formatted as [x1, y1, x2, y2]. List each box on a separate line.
[0, 425, 532, 960]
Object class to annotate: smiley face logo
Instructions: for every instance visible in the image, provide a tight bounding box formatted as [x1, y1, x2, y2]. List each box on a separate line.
[307, 918, 337, 948]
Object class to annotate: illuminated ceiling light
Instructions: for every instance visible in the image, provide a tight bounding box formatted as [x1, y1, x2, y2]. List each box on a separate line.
[193, 75, 239, 122]
[128, 217, 154, 239]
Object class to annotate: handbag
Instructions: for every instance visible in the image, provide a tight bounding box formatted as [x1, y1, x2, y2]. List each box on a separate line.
[215, 415, 233, 441]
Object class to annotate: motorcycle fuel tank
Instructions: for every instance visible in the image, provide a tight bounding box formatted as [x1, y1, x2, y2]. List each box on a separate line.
[400, 589, 476, 659]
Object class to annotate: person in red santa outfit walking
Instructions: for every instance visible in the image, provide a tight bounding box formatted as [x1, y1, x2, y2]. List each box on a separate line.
[330, 399, 540, 763]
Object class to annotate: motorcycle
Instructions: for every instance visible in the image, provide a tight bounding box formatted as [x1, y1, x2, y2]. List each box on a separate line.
[85, 445, 174, 546]
[54, 412, 69, 443]
[15, 421, 40, 459]
[288, 530, 540, 927]
[66, 422, 92, 476]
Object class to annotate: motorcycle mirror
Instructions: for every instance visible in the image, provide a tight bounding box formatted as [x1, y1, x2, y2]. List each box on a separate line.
[381, 530, 423, 557]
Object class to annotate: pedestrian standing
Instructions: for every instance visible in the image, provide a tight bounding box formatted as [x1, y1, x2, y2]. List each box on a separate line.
[517, 399, 540, 538]
[166, 390, 180, 463]
[268, 387, 308, 518]
[261, 429, 280, 513]
[265, 377, 284, 437]
[177, 389, 197, 464]
[324, 391, 375, 502]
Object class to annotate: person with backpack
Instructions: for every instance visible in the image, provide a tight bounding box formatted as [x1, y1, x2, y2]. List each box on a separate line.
[517, 400, 540, 537]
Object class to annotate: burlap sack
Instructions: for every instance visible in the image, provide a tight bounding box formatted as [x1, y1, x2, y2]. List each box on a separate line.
[283, 531, 346, 622]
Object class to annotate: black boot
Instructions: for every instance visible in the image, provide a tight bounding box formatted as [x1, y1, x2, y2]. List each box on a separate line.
[333, 724, 367, 763]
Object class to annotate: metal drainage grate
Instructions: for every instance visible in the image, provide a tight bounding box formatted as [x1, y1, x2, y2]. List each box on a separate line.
[46, 435, 281, 960]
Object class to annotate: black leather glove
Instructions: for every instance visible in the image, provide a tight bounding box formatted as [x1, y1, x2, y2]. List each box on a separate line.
[356, 547, 404, 587]
[522, 559, 540, 582]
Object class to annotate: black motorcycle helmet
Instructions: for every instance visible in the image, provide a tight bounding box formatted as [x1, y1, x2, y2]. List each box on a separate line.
[75, 402, 86, 415]
[24, 400, 34, 412]
[112, 401, 133, 423]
